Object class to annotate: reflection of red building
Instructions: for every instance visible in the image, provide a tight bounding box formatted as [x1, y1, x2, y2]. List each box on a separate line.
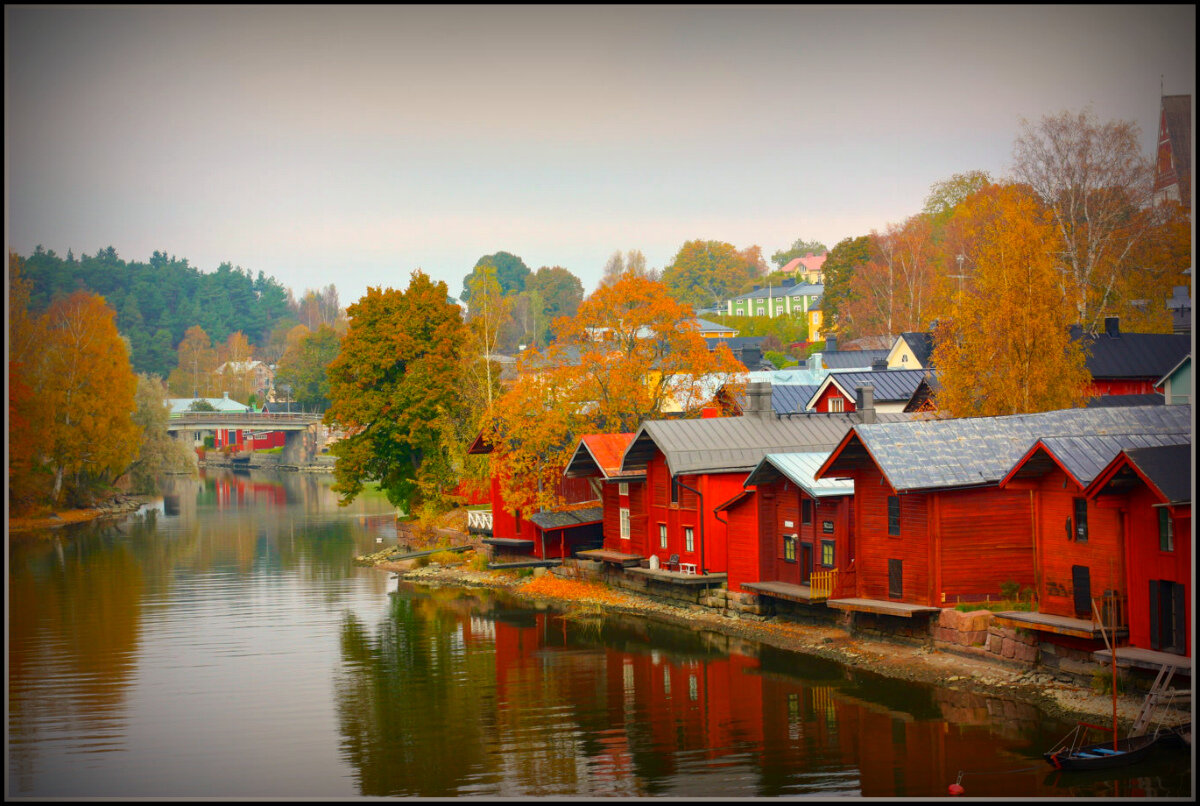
[213, 474, 288, 507]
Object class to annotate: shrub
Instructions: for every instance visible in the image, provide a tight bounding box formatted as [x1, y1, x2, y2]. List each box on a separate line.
[1000, 580, 1020, 601]
[428, 549, 464, 566]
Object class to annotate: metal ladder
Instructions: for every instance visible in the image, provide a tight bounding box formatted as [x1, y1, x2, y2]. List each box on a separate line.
[1130, 662, 1183, 737]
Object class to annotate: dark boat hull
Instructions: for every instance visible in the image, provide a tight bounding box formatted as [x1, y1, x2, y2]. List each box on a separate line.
[1044, 733, 1161, 771]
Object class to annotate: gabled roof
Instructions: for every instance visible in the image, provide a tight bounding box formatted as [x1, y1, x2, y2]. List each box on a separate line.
[1077, 328, 1190, 379]
[806, 368, 928, 409]
[1001, 432, 1192, 489]
[743, 452, 854, 498]
[770, 384, 821, 414]
[1156, 353, 1191, 387]
[527, 505, 604, 530]
[695, 317, 738, 335]
[1086, 443, 1192, 504]
[564, 433, 638, 479]
[893, 332, 934, 367]
[622, 411, 889, 477]
[816, 405, 1192, 494]
[168, 395, 252, 414]
[820, 349, 890, 370]
[730, 283, 823, 302]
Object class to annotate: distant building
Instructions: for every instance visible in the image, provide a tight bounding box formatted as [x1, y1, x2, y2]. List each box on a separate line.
[725, 279, 822, 319]
[1154, 94, 1191, 211]
[780, 253, 827, 285]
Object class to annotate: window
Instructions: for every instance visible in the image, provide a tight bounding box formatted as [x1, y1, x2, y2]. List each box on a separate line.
[828, 397, 844, 412]
[659, 523, 668, 549]
[821, 540, 835, 567]
[887, 496, 900, 536]
[1073, 498, 1088, 543]
[783, 534, 797, 562]
[1159, 508, 1174, 552]
[619, 507, 630, 540]
[618, 482, 629, 496]
[888, 559, 903, 598]
[684, 526, 695, 553]
[801, 498, 812, 526]
[670, 477, 679, 504]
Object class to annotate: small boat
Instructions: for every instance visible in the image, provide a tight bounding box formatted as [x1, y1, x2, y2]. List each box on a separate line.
[1044, 728, 1161, 771]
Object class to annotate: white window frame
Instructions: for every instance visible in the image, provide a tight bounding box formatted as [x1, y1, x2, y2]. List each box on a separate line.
[659, 523, 668, 549]
[619, 507, 630, 540]
[828, 396, 844, 412]
[618, 482, 629, 496]
[684, 526, 695, 552]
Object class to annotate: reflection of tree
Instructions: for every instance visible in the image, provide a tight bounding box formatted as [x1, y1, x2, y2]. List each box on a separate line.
[8, 533, 145, 784]
[334, 592, 499, 796]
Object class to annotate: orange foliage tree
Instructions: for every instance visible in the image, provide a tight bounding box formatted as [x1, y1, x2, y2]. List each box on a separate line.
[37, 291, 142, 505]
[485, 273, 745, 514]
[8, 255, 51, 511]
[166, 325, 219, 398]
[931, 183, 1091, 417]
[842, 214, 942, 340]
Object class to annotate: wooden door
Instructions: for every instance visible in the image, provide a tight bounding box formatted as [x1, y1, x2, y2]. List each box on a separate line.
[1071, 565, 1091, 618]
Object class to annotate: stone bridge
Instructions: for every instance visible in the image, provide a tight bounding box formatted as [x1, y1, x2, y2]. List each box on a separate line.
[168, 412, 325, 465]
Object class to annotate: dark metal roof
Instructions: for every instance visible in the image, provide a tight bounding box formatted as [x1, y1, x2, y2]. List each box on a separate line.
[898, 332, 934, 367]
[1079, 330, 1190, 379]
[1085, 393, 1165, 408]
[820, 349, 890, 369]
[770, 384, 821, 414]
[824, 405, 1192, 493]
[1120, 443, 1192, 504]
[527, 505, 604, 530]
[822, 368, 928, 403]
[621, 411, 901, 477]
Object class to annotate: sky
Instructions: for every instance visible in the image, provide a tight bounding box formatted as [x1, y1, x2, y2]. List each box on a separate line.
[4, 5, 1195, 306]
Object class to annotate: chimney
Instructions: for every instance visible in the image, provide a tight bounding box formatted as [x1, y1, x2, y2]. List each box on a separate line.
[855, 385, 876, 424]
[746, 381, 774, 419]
[1105, 316, 1120, 337]
[825, 335, 838, 352]
[872, 358, 888, 371]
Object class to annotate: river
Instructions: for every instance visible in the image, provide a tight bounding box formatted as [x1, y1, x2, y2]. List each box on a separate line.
[7, 469, 1192, 799]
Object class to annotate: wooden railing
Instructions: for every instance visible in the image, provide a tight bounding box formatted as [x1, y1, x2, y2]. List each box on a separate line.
[467, 509, 493, 533]
[810, 568, 838, 601]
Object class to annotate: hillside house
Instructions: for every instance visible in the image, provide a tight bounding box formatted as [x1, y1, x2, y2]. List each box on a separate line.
[725, 279, 823, 319]
[804, 369, 929, 414]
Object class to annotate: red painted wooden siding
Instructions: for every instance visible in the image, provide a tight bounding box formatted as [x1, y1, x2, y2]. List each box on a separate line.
[723, 492, 760, 593]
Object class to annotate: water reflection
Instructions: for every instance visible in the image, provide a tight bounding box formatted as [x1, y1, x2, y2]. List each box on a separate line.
[8, 469, 1192, 799]
[333, 584, 1192, 799]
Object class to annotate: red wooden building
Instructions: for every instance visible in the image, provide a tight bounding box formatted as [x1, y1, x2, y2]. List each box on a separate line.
[466, 432, 603, 561]
[1086, 443, 1191, 657]
[720, 452, 856, 603]
[1077, 317, 1190, 397]
[563, 434, 646, 562]
[815, 406, 1192, 627]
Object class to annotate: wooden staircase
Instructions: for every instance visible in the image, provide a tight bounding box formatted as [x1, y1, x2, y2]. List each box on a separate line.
[1130, 661, 1190, 737]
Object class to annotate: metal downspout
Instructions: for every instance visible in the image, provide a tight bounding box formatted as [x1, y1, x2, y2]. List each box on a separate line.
[676, 478, 705, 574]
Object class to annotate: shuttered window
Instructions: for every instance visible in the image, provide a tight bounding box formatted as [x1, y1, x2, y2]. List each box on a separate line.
[887, 496, 900, 536]
[1159, 508, 1174, 551]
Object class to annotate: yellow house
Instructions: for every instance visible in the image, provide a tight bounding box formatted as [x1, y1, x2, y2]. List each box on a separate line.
[807, 304, 823, 344]
[884, 332, 934, 370]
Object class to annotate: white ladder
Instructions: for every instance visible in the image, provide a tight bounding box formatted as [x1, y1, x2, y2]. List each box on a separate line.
[1130, 662, 1184, 737]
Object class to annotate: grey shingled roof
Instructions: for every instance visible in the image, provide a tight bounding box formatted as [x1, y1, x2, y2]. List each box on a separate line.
[825, 405, 1192, 493]
[821, 349, 890, 370]
[819, 368, 928, 404]
[1122, 443, 1192, 504]
[1035, 433, 1191, 487]
[527, 506, 604, 530]
[1085, 393, 1165, 408]
[622, 412, 903, 477]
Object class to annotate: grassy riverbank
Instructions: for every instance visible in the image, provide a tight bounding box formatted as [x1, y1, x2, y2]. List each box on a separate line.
[8, 494, 155, 535]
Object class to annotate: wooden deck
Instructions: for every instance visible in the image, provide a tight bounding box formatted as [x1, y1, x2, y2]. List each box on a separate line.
[742, 580, 818, 604]
[482, 538, 535, 550]
[825, 598, 941, 618]
[1093, 647, 1192, 674]
[992, 610, 1127, 640]
[625, 567, 727, 586]
[576, 548, 644, 567]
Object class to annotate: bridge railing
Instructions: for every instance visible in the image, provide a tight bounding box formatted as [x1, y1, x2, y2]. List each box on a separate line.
[170, 412, 322, 424]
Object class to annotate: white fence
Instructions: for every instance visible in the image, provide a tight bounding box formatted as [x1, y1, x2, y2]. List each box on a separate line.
[467, 509, 493, 533]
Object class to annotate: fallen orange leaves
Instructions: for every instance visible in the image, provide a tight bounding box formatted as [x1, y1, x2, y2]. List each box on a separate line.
[517, 573, 631, 606]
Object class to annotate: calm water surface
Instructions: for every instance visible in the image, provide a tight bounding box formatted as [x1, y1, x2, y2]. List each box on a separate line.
[7, 469, 1193, 799]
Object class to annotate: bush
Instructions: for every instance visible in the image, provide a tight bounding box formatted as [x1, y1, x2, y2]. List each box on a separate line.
[1091, 668, 1126, 695]
[428, 549, 464, 566]
[1000, 580, 1020, 601]
[468, 551, 490, 572]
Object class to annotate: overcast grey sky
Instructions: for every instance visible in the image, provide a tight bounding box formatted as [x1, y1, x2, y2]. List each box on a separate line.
[5, 5, 1195, 305]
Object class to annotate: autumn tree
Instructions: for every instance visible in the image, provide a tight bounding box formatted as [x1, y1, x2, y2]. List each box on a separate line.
[125, 373, 195, 493]
[819, 235, 871, 340]
[661, 240, 764, 309]
[8, 254, 51, 511]
[460, 251, 531, 307]
[922, 171, 993, 229]
[599, 249, 659, 286]
[324, 272, 468, 512]
[931, 183, 1091, 417]
[274, 323, 341, 411]
[39, 291, 143, 505]
[838, 215, 939, 341]
[771, 237, 829, 268]
[166, 325, 219, 398]
[486, 274, 745, 514]
[1012, 109, 1160, 330]
[215, 330, 257, 403]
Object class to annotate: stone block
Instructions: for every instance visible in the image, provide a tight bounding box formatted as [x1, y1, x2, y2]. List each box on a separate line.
[1001, 637, 1016, 658]
[937, 608, 963, 630]
[965, 629, 987, 646]
[965, 611, 993, 632]
[987, 633, 1004, 654]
